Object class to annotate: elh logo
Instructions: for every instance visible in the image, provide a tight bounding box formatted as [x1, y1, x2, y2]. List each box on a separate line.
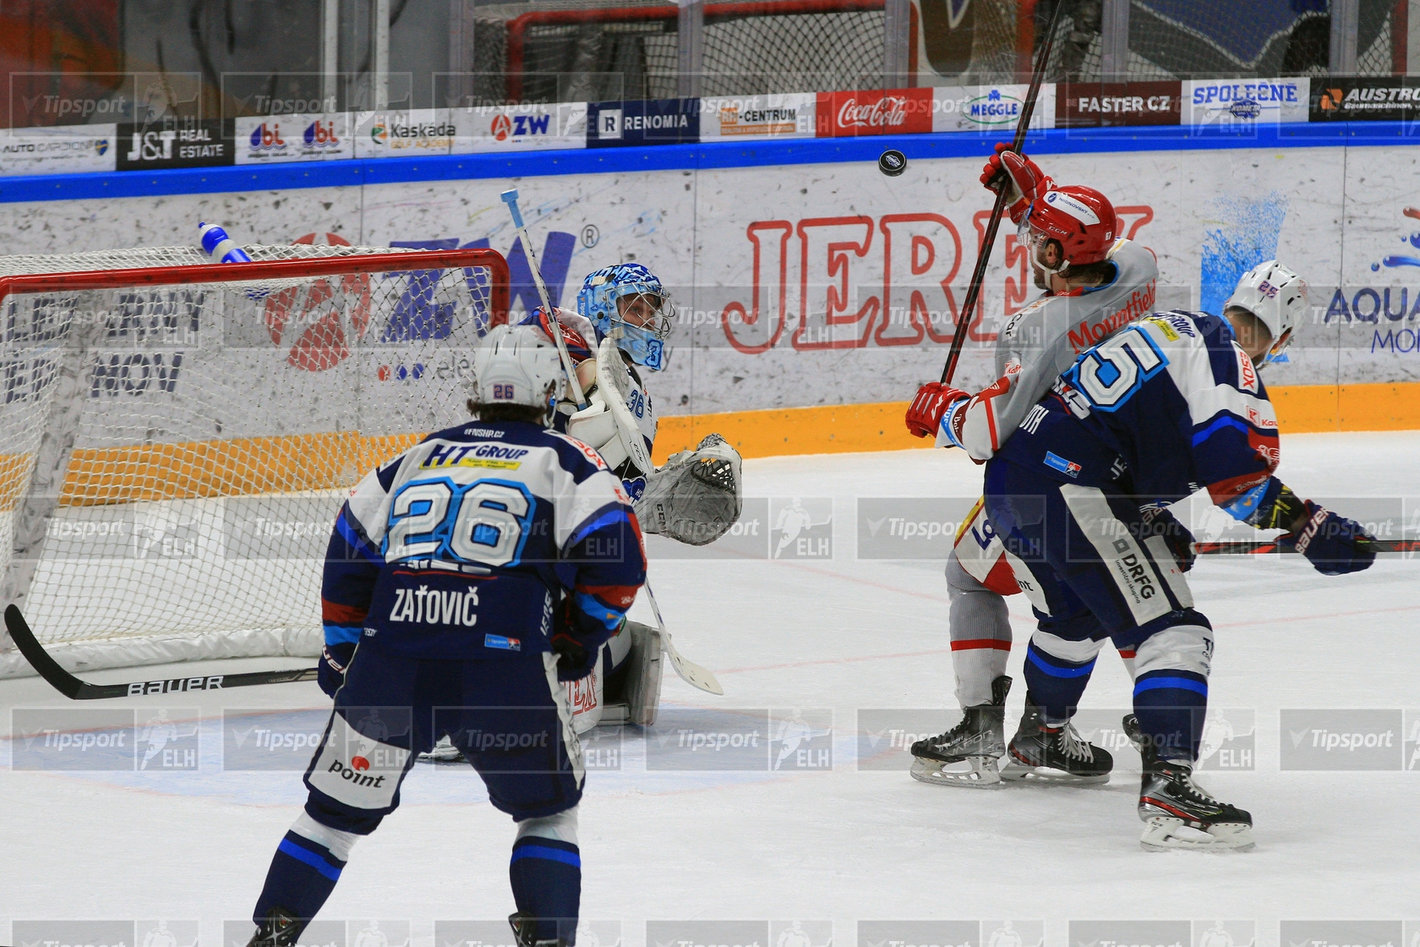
[770, 497, 832, 559]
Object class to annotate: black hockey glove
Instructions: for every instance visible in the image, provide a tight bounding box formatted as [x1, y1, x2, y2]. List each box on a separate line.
[318, 642, 355, 697]
[1279, 501, 1377, 575]
[1140, 506, 1195, 572]
[550, 599, 619, 682]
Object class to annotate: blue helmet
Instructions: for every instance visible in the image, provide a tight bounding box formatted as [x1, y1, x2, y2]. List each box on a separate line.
[576, 263, 673, 370]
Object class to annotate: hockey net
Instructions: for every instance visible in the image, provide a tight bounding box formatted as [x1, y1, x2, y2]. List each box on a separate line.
[471, 0, 899, 103]
[0, 244, 509, 677]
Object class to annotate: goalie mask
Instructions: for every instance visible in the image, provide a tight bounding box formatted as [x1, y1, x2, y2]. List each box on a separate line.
[471, 324, 563, 420]
[1020, 185, 1116, 275]
[1226, 259, 1308, 366]
[576, 263, 674, 371]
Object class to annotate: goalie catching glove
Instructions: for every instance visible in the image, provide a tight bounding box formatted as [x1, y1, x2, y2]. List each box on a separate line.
[634, 433, 744, 545]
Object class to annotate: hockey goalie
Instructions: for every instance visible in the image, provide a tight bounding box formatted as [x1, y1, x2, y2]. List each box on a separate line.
[424, 263, 741, 760]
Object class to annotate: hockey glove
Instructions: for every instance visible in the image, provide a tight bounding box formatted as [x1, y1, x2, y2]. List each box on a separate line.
[905, 382, 969, 439]
[318, 642, 355, 698]
[1140, 506, 1195, 572]
[980, 144, 1050, 226]
[550, 599, 619, 682]
[1279, 501, 1377, 575]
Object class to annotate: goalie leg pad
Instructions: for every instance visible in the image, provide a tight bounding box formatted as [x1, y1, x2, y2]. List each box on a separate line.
[635, 433, 743, 545]
[621, 620, 663, 726]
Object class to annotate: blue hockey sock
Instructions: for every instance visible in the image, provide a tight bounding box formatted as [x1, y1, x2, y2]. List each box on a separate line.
[252, 830, 347, 927]
[509, 835, 581, 944]
[1133, 668, 1208, 762]
[1022, 641, 1095, 723]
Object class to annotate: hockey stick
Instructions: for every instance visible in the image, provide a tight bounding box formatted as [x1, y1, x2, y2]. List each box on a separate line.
[4, 604, 318, 700]
[500, 188, 589, 409]
[1192, 538, 1417, 556]
[641, 582, 724, 695]
[939, 0, 1065, 384]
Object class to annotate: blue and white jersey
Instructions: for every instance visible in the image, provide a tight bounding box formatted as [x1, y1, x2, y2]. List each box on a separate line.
[994, 310, 1281, 512]
[321, 419, 647, 660]
[940, 238, 1158, 460]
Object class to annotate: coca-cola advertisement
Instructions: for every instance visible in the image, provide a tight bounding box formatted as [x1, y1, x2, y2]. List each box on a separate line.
[815, 88, 933, 137]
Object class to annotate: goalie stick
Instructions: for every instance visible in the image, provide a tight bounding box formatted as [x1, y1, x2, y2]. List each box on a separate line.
[1192, 538, 1415, 556]
[500, 188, 589, 409]
[939, 0, 1065, 384]
[4, 604, 318, 700]
[642, 582, 724, 695]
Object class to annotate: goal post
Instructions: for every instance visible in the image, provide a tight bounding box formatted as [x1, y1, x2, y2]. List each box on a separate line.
[0, 244, 509, 677]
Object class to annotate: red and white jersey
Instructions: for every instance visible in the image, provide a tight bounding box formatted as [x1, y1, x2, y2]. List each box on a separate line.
[937, 238, 1158, 461]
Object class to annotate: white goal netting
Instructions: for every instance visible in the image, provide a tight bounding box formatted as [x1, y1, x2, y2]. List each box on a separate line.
[0, 243, 508, 677]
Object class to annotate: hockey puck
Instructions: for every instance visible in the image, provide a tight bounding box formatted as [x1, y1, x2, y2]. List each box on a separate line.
[878, 149, 907, 177]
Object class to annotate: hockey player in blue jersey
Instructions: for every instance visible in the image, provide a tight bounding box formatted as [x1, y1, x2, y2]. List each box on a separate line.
[905, 147, 1159, 787]
[981, 261, 1376, 849]
[244, 324, 647, 946]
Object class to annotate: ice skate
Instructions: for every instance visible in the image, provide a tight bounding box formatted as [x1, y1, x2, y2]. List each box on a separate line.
[1137, 758, 1253, 851]
[910, 675, 1011, 788]
[1000, 702, 1112, 784]
[246, 908, 301, 947]
[509, 912, 568, 947]
[417, 734, 465, 764]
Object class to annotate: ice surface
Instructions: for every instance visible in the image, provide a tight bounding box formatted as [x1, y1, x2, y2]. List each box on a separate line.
[4, 432, 1418, 946]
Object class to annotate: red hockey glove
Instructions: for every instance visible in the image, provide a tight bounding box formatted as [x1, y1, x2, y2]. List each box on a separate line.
[905, 382, 969, 439]
[980, 143, 1051, 225]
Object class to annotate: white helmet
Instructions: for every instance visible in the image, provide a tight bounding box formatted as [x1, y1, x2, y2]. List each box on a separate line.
[471, 324, 562, 416]
[1226, 260, 1308, 364]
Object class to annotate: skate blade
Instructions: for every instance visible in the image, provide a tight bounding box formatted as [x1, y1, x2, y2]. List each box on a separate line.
[1139, 816, 1254, 852]
[999, 760, 1110, 785]
[909, 755, 1003, 788]
[416, 747, 466, 764]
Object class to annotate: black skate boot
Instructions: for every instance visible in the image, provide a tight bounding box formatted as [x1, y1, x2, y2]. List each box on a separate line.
[509, 912, 569, 947]
[246, 908, 302, 947]
[909, 676, 1011, 788]
[1000, 702, 1113, 784]
[1134, 731, 1254, 852]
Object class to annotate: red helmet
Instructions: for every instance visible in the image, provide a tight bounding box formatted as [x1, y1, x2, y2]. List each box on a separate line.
[1024, 185, 1117, 272]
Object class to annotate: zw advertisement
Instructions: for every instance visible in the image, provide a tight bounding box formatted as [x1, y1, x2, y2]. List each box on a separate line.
[451, 102, 589, 152]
